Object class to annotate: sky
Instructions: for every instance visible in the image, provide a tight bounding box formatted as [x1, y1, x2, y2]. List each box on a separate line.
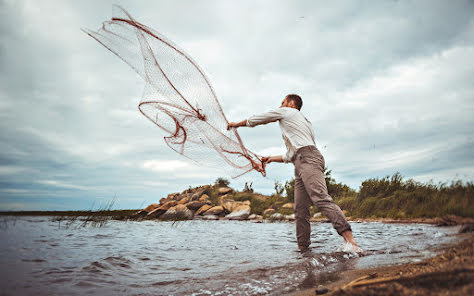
[0, 0, 473, 211]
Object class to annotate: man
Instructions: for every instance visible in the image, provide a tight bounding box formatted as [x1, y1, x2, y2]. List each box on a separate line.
[227, 94, 359, 252]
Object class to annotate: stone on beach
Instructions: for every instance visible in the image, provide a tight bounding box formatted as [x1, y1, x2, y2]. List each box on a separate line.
[204, 206, 225, 216]
[263, 208, 276, 215]
[282, 202, 294, 209]
[218, 187, 233, 195]
[161, 204, 193, 220]
[143, 203, 159, 212]
[147, 200, 178, 218]
[186, 201, 209, 211]
[270, 213, 285, 220]
[198, 194, 210, 202]
[225, 205, 251, 220]
[178, 197, 190, 205]
[202, 214, 219, 220]
[191, 186, 210, 200]
[195, 204, 213, 216]
[249, 214, 263, 220]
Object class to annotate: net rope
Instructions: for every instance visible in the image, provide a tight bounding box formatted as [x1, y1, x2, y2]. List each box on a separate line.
[82, 5, 265, 177]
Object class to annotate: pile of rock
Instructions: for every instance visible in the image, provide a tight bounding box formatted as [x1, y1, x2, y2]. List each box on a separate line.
[134, 185, 264, 221]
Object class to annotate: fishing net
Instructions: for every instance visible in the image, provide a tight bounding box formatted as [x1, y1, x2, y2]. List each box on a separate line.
[82, 5, 265, 177]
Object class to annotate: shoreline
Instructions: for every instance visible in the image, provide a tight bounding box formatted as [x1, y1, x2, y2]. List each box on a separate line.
[289, 234, 474, 296]
[1, 211, 473, 226]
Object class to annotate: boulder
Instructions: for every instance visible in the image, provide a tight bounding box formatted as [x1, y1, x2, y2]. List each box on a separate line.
[159, 198, 167, 205]
[282, 203, 294, 209]
[270, 213, 285, 220]
[225, 205, 251, 220]
[199, 194, 210, 202]
[313, 212, 322, 218]
[204, 205, 224, 216]
[143, 203, 159, 212]
[195, 204, 213, 216]
[185, 201, 207, 211]
[191, 186, 210, 200]
[263, 208, 276, 215]
[459, 223, 474, 233]
[286, 214, 296, 221]
[147, 200, 178, 218]
[218, 187, 233, 195]
[178, 197, 190, 205]
[160, 204, 193, 220]
[249, 214, 263, 220]
[167, 192, 180, 200]
[202, 214, 219, 220]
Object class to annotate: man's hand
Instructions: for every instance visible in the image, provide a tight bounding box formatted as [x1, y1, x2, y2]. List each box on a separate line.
[227, 120, 247, 130]
[262, 155, 284, 164]
[227, 122, 239, 130]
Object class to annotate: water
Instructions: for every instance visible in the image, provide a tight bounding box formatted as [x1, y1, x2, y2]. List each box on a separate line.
[0, 217, 461, 295]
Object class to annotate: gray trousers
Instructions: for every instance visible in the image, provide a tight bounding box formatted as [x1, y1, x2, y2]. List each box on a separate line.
[293, 145, 352, 248]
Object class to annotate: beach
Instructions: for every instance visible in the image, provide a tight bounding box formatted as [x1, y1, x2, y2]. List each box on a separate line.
[291, 234, 473, 296]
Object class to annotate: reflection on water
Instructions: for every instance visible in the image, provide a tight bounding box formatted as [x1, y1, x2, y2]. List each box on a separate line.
[0, 217, 461, 295]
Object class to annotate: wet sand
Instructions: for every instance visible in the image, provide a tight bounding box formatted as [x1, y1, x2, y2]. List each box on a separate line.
[291, 234, 473, 296]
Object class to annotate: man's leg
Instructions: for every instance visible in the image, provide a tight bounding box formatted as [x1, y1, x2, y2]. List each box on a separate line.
[294, 175, 312, 250]
[299, 151, 354, 242]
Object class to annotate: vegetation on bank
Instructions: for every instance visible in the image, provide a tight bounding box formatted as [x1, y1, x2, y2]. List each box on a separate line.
[208, 170, 473, 219]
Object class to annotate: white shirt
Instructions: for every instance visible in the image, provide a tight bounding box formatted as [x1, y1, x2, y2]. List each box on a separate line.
[246, 107, 316, 163]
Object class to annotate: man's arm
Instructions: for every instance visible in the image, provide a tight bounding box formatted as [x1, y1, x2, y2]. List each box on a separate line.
[228, 108, 285, 130]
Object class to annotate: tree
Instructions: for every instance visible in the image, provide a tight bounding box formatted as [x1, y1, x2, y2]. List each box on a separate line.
[215, 177, 230, 187]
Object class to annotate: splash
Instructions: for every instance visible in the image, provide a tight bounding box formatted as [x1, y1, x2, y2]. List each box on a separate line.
[82, 5, 265, 177]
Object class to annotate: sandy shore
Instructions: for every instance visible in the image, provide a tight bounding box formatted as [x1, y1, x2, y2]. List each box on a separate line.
[290, 233, 473, 296]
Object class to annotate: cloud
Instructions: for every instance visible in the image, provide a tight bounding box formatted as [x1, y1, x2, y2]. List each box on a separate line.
[0, 0, 473, 210]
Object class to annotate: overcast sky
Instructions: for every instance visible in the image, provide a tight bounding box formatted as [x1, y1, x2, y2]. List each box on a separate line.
[1, 0, 473, 211]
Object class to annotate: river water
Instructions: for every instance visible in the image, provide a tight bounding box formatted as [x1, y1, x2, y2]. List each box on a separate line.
[0, 216, 462, 295]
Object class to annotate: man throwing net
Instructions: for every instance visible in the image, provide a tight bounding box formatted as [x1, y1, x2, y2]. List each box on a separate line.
[228, 94, 359, 252]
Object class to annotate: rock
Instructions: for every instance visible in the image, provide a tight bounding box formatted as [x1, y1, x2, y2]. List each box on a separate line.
[176, 193, 192, 202]
[199, 194, 210, 202]
[160, 204, 193, 220]
[185, 201, 207, 211]
[202, 214, 219, 220]
[195, 204, 213, 216]
[270, 213, 285, 220]
[218, 187, 233, 195]
[263, 208, 276, 215]
[316, 286, 328, 294]
[191, 186, 210, 200]
[167, 192, 180, 200]
[147, 200, 178, 218]
[459, 223, 474, 233]
[313, 212, 322, 218]
[286, 214, 296, 221]
[282, 202, 294, 209]
[225, 205, 251, 220]
[178, 197, 190, 205]
[159, 198, 167, 204]
[249, 214, 257, 219]
[143, 203, 159, 212]
[218, 194, 231, 205]
[204, 206, 224, 216]
[221, 199, 236, 212]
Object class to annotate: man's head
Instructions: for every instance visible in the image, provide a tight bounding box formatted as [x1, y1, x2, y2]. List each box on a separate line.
[281, 94, 302, 110]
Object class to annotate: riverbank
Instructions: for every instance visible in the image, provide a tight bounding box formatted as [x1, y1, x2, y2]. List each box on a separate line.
[291, 234, 474, 296]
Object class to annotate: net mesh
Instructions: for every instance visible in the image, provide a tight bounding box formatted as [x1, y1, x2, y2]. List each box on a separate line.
[82, 5, 265, 177]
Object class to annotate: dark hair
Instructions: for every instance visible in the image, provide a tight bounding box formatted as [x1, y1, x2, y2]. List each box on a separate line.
[286, 94, 302, 110]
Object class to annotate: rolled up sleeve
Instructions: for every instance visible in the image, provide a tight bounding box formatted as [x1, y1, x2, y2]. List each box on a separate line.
[246, 109, 285, 127]
[282, 148, 294, 163]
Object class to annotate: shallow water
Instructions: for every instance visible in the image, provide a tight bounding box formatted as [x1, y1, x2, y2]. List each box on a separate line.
[0, 216, 461, 295]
